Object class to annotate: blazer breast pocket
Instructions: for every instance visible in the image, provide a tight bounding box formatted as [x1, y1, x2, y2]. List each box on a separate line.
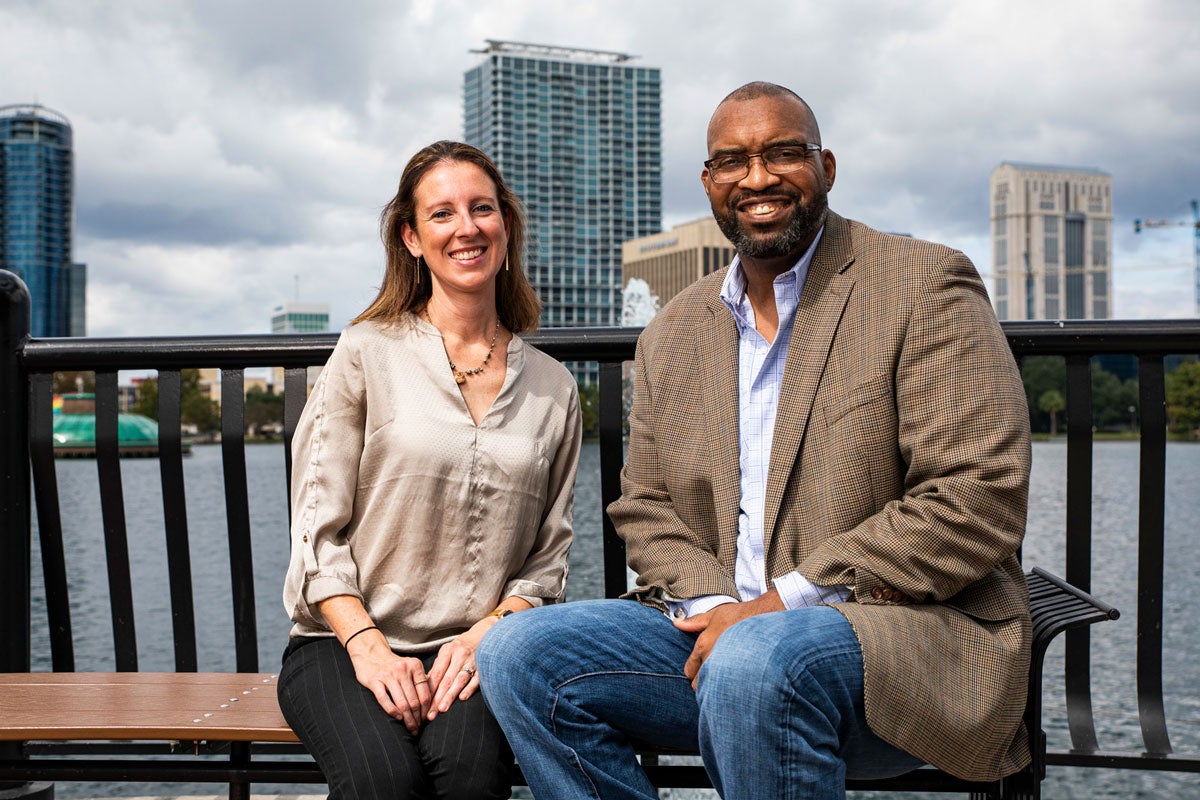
[819, 372, 894, 428]
[815, 373, 901, 518]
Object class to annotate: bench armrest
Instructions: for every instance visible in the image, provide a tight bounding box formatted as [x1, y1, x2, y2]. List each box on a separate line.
[1022, 567, 1120, 791]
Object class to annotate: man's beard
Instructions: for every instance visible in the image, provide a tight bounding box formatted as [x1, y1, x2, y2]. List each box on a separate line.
[713, 189, 827, 260]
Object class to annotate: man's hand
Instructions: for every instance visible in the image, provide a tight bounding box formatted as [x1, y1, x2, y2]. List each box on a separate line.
[673, 590, 785, 688]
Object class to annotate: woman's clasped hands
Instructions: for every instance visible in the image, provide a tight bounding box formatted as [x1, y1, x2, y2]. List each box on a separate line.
[345, 631, 433, 734]
[347, 614, 505, 733]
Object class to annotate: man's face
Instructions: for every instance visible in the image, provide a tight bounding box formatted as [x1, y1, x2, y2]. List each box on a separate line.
[702, 95, 835, 262]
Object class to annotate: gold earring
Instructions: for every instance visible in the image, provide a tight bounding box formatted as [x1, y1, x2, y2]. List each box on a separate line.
[504, 256, 509, 272]
[416, 256, 423, 284]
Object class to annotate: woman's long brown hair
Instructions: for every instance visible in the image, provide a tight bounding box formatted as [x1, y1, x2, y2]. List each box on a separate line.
[354, 140, 541, 333]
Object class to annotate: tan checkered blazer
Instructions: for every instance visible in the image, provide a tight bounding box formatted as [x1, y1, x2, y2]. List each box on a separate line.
[609, 211, 1033, 781]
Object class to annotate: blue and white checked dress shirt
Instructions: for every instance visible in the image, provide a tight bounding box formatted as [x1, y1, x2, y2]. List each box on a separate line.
[668, 230, 851, 619]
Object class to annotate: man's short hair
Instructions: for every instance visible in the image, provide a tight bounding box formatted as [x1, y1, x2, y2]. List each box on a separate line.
[720, 82, 806, 106]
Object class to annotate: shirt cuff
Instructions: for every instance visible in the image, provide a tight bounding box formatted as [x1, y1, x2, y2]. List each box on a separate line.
[773, 571, 851, 610]
[664, 594, 739, 620]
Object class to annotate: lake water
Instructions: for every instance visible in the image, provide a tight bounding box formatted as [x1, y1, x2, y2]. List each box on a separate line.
[28, 441, 1200, 798]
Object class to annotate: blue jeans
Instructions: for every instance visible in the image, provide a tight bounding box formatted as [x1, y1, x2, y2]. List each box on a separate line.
[476, 599, 922, 800]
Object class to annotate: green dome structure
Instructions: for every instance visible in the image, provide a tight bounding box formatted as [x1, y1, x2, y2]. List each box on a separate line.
[52, 393, 177, 458]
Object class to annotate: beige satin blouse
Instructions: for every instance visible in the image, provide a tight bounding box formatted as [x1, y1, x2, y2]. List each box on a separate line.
[282, 315, 581, 653]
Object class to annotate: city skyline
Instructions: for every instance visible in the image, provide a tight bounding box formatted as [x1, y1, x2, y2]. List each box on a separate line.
[0, 1, 1196, 337]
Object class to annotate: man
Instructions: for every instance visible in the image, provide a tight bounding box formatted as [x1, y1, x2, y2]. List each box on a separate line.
[477, 82, 1032, 799]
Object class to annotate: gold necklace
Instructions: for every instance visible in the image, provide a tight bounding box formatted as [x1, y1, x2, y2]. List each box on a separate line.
[425, 309, 500, 384]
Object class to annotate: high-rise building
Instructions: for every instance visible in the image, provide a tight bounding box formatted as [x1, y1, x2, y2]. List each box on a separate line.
[990, 162, 1112, 321]
[0, 104, 86, 337]
[271, 301, 330, 334]
[464, 40, 662, 383]
[622, 217, 734, 307]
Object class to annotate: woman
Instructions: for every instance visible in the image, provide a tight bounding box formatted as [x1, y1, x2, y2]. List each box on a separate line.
[279, 140, 582, 799]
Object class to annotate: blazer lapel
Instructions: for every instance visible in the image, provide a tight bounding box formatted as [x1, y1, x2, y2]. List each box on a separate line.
[763, 214, 856, 550]
[696, 283, 742, 557]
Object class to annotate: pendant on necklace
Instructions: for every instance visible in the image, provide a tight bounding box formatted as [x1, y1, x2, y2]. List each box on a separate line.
[426, 308, 499, 386]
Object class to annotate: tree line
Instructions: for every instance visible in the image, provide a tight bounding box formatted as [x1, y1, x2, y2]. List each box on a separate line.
[1021, 356, 1200, 437]
[54, 360, 1200, 441]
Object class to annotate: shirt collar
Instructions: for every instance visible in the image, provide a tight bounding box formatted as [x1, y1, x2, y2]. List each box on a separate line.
[718, 227, 825, 325]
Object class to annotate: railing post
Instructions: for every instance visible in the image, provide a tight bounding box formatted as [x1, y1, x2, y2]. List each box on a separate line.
[0, 271, 54, 798]
[0, 269, 32, 675]
[598, 361, 627, 598]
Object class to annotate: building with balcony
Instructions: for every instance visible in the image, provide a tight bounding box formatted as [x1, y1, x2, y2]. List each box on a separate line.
[464, 40, 662, 382]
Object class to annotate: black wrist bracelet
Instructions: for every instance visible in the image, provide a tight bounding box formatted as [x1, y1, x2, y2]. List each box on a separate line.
[343, 625, 381, 648]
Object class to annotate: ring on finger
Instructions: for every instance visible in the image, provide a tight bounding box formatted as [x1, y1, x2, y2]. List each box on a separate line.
[461, 665, 476, 677]
[413, 676, 428, 685]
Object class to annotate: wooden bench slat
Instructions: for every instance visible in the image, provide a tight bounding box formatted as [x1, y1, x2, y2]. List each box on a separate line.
[0, 673, 298, 743]
[0, 673, 278, 686]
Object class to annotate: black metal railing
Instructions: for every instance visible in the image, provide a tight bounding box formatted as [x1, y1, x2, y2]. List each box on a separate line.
[3, 269, 1200, 786]
[1004, 320, 1200, 774]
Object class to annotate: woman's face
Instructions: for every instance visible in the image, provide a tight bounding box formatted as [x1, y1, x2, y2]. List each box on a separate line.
[401, 160, 509, 299]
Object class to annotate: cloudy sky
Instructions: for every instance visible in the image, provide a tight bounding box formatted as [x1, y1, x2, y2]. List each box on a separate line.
[2, 0, 1198, 336]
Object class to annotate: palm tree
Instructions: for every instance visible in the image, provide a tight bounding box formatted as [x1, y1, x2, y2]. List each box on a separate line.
[1039, 389, 1065, 436]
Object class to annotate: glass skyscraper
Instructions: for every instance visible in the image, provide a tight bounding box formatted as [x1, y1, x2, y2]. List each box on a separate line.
[464, 40, 662, 382]
[0, 104, 85, 337]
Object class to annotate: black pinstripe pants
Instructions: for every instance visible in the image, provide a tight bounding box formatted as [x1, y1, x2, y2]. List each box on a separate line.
[278, 636, 513, 799]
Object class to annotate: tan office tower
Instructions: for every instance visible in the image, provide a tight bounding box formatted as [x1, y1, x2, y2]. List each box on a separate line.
[990, 162, 1113, 320]
[621, 217, 735, 307]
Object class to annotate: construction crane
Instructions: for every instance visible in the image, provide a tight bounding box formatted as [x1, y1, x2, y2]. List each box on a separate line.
[1134, 199, 1200, 315]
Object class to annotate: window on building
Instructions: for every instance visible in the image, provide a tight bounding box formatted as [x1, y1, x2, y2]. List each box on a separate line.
[1064, 214, 1085, 268]
[1092, 220, 1108, 266]
[1066, 272, 1086, 319]
[1044, 216, 1059, 265]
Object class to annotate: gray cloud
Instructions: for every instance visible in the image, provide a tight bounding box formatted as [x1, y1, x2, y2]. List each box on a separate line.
[80, 201, 299, 246]
[2, 0, 1197, 334]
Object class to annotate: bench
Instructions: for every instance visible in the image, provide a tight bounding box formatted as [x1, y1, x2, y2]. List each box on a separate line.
[0, 569, 1120, 800]
[0, 274, 1160, 799]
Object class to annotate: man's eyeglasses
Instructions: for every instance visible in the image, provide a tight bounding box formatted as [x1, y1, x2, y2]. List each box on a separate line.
[704, 144, 822, 184]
